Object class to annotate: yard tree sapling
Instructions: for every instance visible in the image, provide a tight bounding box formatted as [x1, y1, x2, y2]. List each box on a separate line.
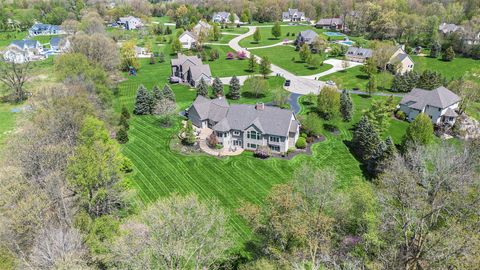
[119, 114, 129, 130]
[228, 76, 241, 100]
[366, 75, 377, 95]
[271, 22, 281, 39]
[259, 57, 271, 78]
[402, 113, 434, 148]
[196, 78, 209, 97]
[149, 54, 155, 64]
[361, 57, 377, 78]
[211, 24, 221, 41]
[171, 37, 182, 54]
[243, 76, 268, 98]
[253, 27, 261, 43]
[430, 41, 441, 58]
[247, 54, 257, 72]
[158, 52, 165, 63]
[212, 77, 224, 97]
[442, 46, 455, 61]
[299, 43, 311, 62]
[117, 126, 129, 144]
[272, 89, 290, 108]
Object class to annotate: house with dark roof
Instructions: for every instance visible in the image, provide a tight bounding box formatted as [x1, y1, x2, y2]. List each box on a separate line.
[345, 46, 373, 63]
[315, 18, 344, 30]
[399, 86, 461, 125]
[171, 53, 212, 87]
[212, 12, 240, 24]
[387, 46, 414, 74]
[3, 40, 44, 63]
[29, 23, 64, 36]
[295, 30, 319, 47]
[282, 9, 307, 22]
[187, 96, 300, 153]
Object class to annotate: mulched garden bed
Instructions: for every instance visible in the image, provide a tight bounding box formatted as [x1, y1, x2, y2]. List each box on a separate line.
[273, 135, 326, 160]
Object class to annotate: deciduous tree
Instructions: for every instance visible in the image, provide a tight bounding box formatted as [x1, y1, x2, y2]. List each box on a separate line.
[271, 22, 281, 39]
[0, 59, 30, 102]
[253, 27, 261, 43]
[402, 113, 434, 147]
[259, 57, 271, 78]
[248, 54, 257, 72]
[120, 40, 140, 71]
[317, 86, 340, 120]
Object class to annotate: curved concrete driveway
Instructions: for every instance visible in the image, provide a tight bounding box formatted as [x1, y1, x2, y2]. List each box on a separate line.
[228, 26, 325, 95]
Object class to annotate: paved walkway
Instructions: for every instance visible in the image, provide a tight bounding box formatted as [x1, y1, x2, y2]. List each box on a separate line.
[301, 58, 363, 79]
[221, 32, 242, 36]
[247, 40, 294, 50]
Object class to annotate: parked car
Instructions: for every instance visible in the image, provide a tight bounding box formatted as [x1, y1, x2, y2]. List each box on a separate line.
[284, 80, 291, 86]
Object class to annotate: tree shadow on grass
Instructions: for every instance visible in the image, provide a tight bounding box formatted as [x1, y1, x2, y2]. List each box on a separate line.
[343, 139, 374, 180]
[358, 94, 371, 99]
[356, 74, 369, 80]
[241, 92, 266, 99]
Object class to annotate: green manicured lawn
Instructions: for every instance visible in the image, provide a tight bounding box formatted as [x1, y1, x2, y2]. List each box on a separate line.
[253, 45, 333, 76]
[320, 66, 369, 90]
[31, 34, 61, 45]
[221, 26, 249, 35]
[238, 25, 312, 48]
[412, 55, 480, 81]
[205, 45, 256, 77]
[0, 31, 27, 49]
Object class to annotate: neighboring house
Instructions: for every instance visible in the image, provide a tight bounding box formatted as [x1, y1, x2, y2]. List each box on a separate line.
[29, 23, 64, 36]
[178, 31, 198, 49]
[212, 12, 240, 24]
[3, 40, 44, 63]
[315, 18, 344, 30]
[464, 31, 480, 45]
[282, 9, 307, 22]
[438, 23, 464, 35]
[49, 37, 70, 53]
[118, 16, 143, 30]
[192, 20, 212, 37]
[345, 46, 373, 63]
[399, 86, 461, 125]
[187, 96, 300, 153]
[387, 46, 414, 74]
[171, 53, 212, 87]
[295, 30, 319, 46]
[135, 46, 151, 58]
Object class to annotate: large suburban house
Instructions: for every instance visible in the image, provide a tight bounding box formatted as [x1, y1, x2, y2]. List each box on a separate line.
[118, 16, 143, 30]
[438, 23, 464, 35]
[29, 23, 64, 36]
[315, 18, 344, 30]
[282, 9, 307, 22]
[399, 86, 461, 125]
[187, 96, 300, 153]
[192, 21, 212, 37]
[171, 53, 212, 87]
[2, 40, 44, 63]
[212, 12, 240, 24]
[295, 30, 319, 46]
[178, 31, 198, 49]
[345, 46, 373, 63]
[387, 46, 414, 74]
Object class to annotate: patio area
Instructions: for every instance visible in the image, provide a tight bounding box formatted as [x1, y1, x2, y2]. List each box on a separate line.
[194, 126, 244, 157]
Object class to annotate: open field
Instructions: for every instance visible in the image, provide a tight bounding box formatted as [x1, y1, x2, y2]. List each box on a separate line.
[412, 55, 480, 81]
[238, 25, 312, 48]
[205, 45, 256, 77]
[320, 66, 369, 90]
[253, 45, 334, 76]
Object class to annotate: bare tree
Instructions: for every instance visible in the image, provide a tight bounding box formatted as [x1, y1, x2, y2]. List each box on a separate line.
[153, 98, 176, 116]
[70, 33, 120, 71]
[80, 11, 105, 34]
[0, 59, 31, 102]
[111, 194, 233, 269]
[377, 144, 480, 269]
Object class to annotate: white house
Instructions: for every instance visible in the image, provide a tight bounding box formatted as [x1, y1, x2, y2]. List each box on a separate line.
[187, 96, 300, 153]
[388, 46, 414, 74]
[399, 86, 461, 125]
[49, 37, 70, 53]
[178, 31, 198, 50]
[192, 21, 212, 37]
[29, 23, 64, 36]
[345, 46, 373, 63]
[118, 16, 143, 30]
[282, 9, 307, 22]
[3, 40, 44, 63]
[212, 12, 240, 24]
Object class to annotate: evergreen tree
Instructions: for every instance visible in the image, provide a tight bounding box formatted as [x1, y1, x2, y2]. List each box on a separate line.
[133, 85, 153, 115]
[228, 76, 241, 100]
[182, 120, 196, 145]
[430, 41, 441, 58]
[163, 85, 176, 102]
[196, 78, 209, 97]
[121, 105, 130, 120]
[352, 116, 382, 162]
[119, 114, 129, 130]
[402, 113, 434, 148]
[248, 54, 257, 72]
[152, 85, 164, 101]
[271, 22, 281, 39]
[165, 26, 172, 35]
[212, 77, 224, 97]
[159, 52, 165, 63]
[259, 57, 271, 78]
[340, 90, 353, 122]
[253, 27, 261, 43]
[366, 76, 377, 95]
[117, 126, 129, 144]
[442, 46, 455, 61]
[417, 70, 445, 90]
[367, 136, 396, 176]
[391, 71, 419, 92]
[149, 54, 156, 64]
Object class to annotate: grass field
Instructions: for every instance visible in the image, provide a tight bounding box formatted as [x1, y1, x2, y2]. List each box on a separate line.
[320, 66, 369, 90]
[238, 25, 312, 48]
[412, 55, 480, 81]
[0, 103, 16, 151]
[0, 31, 27, 49]
[253, 45, 334, 76]
[205, 45, 256, 77]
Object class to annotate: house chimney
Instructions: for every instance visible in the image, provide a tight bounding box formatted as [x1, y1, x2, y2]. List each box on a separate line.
[255, 102, 265, 110]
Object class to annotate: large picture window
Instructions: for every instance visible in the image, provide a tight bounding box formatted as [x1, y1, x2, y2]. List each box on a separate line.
[247, 130, 261, 140]
[269, 136, 280, 142]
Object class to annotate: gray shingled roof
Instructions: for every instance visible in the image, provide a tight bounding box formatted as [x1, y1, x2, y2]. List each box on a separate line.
[438, 23, 463, 34]
[191, 97, 296, 137]
[213, 12, 239, 21]
[283, 9, 305, 19]
[346, 47, 373, 58]
[179, 31, 198, 41]
[400, 86, 461, 110]
[299, 30, 318, 40]
[10, 40, 41, 49]
[316, 18, 343, 26]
